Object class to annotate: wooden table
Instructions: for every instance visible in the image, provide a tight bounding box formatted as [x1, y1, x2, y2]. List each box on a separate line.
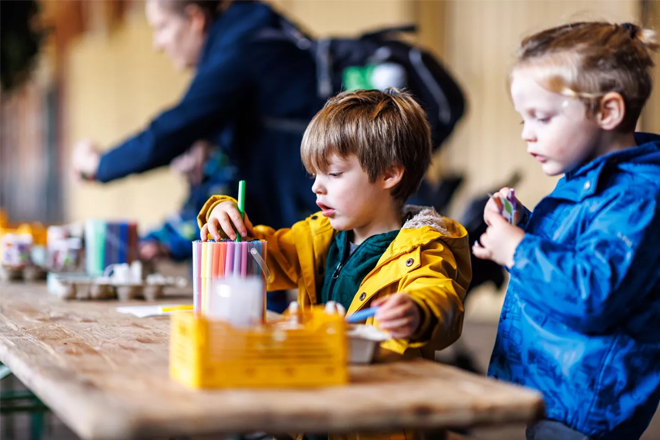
[0, 283, 544, 440]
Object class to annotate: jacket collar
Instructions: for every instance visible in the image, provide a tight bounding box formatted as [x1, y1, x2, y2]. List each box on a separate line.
[555, 132, 660, 202]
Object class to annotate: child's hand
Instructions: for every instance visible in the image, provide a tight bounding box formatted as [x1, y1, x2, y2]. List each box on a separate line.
[472, 213, 525, 268]
[200, 201, 255, 241]
[372, 293, 421, 339]
[486, 187, 526, 225]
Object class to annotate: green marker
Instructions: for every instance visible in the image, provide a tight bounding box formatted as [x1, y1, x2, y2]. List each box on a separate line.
[236, 180, 246, 242]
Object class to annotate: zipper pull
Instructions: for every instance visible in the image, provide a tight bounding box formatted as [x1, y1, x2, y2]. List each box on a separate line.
[332, 262, 343, 279]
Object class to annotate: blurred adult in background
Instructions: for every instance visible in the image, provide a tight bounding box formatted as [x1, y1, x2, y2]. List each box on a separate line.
[139, 139, 233, 262]
[72, 0, 324, 243]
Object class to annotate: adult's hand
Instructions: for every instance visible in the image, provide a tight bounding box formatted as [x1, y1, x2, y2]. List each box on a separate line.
[72, 139, 101, 181]
[139, 240, 171, 262]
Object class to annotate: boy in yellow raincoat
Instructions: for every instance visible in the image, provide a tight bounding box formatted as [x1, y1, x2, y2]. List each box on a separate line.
[199, 88, 471, 361]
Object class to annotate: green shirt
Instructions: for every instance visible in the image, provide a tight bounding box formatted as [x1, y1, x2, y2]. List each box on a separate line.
[319, 229, 399, 311]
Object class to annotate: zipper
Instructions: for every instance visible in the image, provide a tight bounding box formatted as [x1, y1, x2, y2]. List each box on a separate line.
[327, 233, 354, 302]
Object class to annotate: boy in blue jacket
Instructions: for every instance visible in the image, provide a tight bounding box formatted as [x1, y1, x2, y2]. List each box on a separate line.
[473, 22, 660, 440]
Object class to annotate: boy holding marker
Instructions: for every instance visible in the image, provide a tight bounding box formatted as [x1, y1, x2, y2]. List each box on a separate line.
[198, 88, 471, 357]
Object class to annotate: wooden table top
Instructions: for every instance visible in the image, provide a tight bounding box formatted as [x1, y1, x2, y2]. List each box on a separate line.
[0, 282, 543, 440]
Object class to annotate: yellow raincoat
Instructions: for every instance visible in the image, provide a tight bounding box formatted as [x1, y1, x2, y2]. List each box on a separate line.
[198, 195, 471, 358]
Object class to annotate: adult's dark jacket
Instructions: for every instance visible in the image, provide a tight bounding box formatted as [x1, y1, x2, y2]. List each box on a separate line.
[97, 1, 324, 228]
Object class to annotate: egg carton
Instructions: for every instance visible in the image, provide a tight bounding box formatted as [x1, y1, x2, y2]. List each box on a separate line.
[0, 265, 47, 282]
[47, 273, 186, 301]
[347, 325, 391, 364]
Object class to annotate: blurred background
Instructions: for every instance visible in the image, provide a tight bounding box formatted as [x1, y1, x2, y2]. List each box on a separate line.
[4, 0, 660, 227]
[3, 1, 660, 439]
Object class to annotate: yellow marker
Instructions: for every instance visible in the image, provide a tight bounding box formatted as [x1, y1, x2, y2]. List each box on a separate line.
[161, 305, 193, 313]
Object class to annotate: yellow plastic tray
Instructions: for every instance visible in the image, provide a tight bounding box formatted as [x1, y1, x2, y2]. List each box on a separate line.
[170, 307, 348, 388]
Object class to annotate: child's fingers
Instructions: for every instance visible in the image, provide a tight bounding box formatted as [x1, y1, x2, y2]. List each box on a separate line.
[388, 328, 414, 339]
[375, 294, 414, 320]
[484, 196, 503, 224]
[200, 224, 209, 241]
[244, 213, 255, 236]
[217, 213, 238, 240]
[227, 207, 249, 238]
[375, 292, 407, 311]
[484, 205, 505, 226]
[497, 187, 511, 198]
[378, 316, 415, 332]
[207, 217, 223, 241]
[375, 303, 413, 323]
[472, 240, 492, 260]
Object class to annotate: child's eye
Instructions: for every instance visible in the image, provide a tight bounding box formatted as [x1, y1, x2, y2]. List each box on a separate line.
[537, 116, 550, 123]
[329, 172, 342, 177]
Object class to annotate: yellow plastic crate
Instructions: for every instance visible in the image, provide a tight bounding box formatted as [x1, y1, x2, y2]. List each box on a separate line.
[170, 307, 348, 388]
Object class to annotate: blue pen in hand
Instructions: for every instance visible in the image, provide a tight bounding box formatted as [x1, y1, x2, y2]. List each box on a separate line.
[345, 307, 380, 323]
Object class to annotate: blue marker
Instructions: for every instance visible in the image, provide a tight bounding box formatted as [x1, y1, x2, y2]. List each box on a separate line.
[345, 307, 380, 323]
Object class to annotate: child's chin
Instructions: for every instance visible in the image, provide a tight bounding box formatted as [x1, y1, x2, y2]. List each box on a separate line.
[328, 218, 349, 231]
[541, 163, 564, 176]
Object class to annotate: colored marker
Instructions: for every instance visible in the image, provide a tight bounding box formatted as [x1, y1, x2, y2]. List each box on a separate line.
[236, 180, 245, 242]
[345, 307, 380, 323]
[161, 305, 193, 313]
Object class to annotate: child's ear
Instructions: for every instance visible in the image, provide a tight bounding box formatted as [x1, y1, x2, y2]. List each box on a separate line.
[382, 165, 404, 190]
[597, 92, 626, 130]
[185, 4, 208, 33]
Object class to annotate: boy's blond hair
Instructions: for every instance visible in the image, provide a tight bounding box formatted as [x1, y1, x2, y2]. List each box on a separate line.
[301, 89, 432, 203]
[514, 22, 659, 131]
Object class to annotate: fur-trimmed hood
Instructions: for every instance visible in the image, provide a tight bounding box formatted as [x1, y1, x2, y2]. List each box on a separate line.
[402, 205, 448, 235]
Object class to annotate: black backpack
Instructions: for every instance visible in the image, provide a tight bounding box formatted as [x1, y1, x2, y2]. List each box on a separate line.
[264, 20, 467, 150]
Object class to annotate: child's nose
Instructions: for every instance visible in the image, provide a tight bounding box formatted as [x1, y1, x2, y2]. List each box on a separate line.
[521, 124, 535, 142]
[312, 177, 325, 194]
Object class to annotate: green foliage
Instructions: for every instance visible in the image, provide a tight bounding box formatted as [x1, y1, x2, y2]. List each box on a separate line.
[1, 0, 45, 93]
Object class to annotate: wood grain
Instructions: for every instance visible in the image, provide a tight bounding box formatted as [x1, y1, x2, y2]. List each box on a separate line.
[0, 283, 543, 440]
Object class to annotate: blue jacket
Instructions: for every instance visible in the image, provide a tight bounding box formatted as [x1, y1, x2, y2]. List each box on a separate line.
[488, 133, 660, 440]
[142, 148, 234, 261]
[97, 1, 324, 229]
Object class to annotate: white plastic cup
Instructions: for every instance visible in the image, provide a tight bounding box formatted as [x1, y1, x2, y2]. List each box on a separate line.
[205, 275, 264, 327]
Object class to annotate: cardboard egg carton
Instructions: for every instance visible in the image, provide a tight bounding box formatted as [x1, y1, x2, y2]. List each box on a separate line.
[47, 272, 187, 301]
[0, 264, 47, 282]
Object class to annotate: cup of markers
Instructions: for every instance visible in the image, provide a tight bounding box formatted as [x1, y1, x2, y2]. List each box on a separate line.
[192, 181, 270, 319]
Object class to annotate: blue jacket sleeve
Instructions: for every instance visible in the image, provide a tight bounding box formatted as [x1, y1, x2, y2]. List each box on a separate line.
[96, 47, 250, 182]
[509, 193, 660, 333]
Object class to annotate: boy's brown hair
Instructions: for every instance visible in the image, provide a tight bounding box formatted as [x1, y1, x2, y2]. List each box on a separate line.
[514, 22, 659, 132]
[301, 88, 432, 203]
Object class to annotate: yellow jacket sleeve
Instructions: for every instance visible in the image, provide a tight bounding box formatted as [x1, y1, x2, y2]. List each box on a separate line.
[197, 195, 304, 292]
[197, 195, 236, 233]
[381, 239, 470, 355]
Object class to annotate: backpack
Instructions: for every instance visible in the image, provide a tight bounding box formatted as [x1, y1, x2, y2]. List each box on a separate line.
[265, 20, 467, 150]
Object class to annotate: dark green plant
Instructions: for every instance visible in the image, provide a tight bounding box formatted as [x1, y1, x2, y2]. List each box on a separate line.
[1, 0, 45, 93]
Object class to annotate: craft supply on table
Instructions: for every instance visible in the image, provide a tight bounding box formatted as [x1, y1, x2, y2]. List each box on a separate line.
[0, 221, 49, 281]
[117, 304, 193, 318]
[48, 263, 187, 301]
[347, 324, 391, 364]
[47, 223, 84, 273]
[204, 275, 265, 327]
[84, 219, 138, 276]
[169, 305, 348, 388]
[192, 239, 268, 316]
[345, 306, 380, 323]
